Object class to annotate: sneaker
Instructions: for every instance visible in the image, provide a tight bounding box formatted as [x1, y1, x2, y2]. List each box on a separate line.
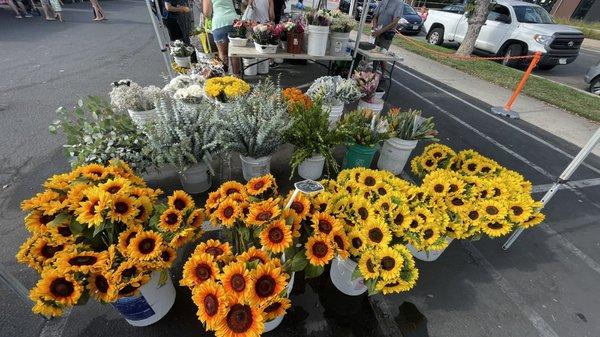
[15, 15, 23, 19]
[24, 13, 33, 17]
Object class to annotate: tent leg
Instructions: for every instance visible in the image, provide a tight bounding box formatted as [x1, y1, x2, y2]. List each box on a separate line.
[0, 263, 31, 307]
[348, 0, 371, 78]
[503, 127, 600, 250]
[145, 0, 174, 79]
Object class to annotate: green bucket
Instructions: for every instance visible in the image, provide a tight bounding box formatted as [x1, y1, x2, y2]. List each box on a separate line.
[343, 144, 378, 169]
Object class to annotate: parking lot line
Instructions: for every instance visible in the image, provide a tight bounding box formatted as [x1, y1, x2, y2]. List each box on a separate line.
[532, 177, 600, 193]
[390, 62, 600, 177]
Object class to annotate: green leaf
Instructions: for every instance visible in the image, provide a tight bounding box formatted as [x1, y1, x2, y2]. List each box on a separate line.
[69, 218, 86, 234]
[76, 290, 90, 306]
[351, 263, 362, 281]
[365, 279, 378, 296]
[304, 264, 324, 279]
[287, 249, 308, 273]
[93, 222, 107, 237]
[158, 270, 169, 287]
[49, 213, 70, 227]
[245, 260, 260, 271]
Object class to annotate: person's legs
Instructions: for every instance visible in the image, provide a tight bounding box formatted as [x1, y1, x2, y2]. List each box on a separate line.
[49, 0, 62, 21]
[164, 18, 184, 41]
[8, 0, 25, 16]
[90, 0, 106, 20]
[40, 0, 55, 19]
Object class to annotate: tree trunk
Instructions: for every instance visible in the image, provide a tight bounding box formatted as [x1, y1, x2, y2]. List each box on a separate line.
[456, 0, 492, 56]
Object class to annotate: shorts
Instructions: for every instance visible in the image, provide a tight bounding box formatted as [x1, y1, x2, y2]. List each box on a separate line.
[212, 25, 234, 44]
[42, 0, 62, 11]
[374, 34, 393, 50]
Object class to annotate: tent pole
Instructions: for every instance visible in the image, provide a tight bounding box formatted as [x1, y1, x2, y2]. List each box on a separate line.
[348, 0, 371, 78]
[146, 0, 175, 79]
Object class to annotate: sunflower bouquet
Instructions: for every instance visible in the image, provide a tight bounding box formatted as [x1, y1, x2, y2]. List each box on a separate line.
[318, 168, 420, 295]
[181, 239, 291, 336]
[410, 144, 545, 239]
[204, 76, 251, 103]
[16, 161, 205, 317]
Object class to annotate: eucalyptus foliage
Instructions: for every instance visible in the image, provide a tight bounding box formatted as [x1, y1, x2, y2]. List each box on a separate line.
[143, 98, 222, 173]
[215, 78, 290, 158]
[49, 97, 154, 172]
[285, 100, 345, 178]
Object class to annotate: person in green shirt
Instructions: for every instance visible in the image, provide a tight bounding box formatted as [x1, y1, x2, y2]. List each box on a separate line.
[204, 0, 240, 75]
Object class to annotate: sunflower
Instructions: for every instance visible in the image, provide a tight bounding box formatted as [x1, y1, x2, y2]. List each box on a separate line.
[305, 234, 334, 267]
[118, 226, 141, 254]
[192, 279, 228, 330]
[246, 175, 276, 197]
[213, 199, 241, 227]
[246, 198, 281, 226]
[347, 230, 366, 256]
[479, 199, 507, 220]
[261, 297, 291, 321]
[55, 249, 108, 274]
[481, 219, 513, 237]
[418, 224, 442, 247]
[358, 170, 379, 188]
[113, 261, 143, 283]
[357, 250, 379, 280]
[219, 181, 246, 198]
[351, 197, 375, 224]
[30, 236, 65, 262]
[108, 193, 139, 226]
[65, 183, 90, 211]
[30, 271, 82, 306]
[460, 158, 481, 176]
[188, 209, 206, 228]
[374, 195, 395, 216]
[170, 228, 198, 248]
[160, 246, 177, 265]
[311, 212, 341, 236]
[206, 190, 224, 211]
[76, 163, 108, 181]
[32, 300, 63, 317]
[220, 261, 251, 300]
[100, 177, 132, 195]
[128, 231, 163, 261]
[168, 190, 195, 211]
[522, 212, 545, 228]
[88, 272, 118, 303]
[311, 192, 331, 213]
[260, 220, 292, 253]
[375, 246, 403, 281]
[134, 195, 154, 223]
[237, 247, 270, 265]
[194, 239, 232, 261]
[248, 262, 287, 304]
[75, 187, 109, 226]
[390, 204, 411, 233]
[287, 193, 310, 219]
[24, 211, 54, 233]
[214, 299, 264, 337]
[331, 230, 350, 259]
[422, 172, 450, 198]
[376, 275, 416, 294]
[506, 197, 534, 224]
[159, 208, 183, 232]
[362, 219, 392, 246]
[181, 253, 219, 288]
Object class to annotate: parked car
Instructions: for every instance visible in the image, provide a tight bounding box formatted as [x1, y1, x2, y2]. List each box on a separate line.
[423, 0, 584, 70]
[397, 4, 423, 35]
[584, 61, 600, 95]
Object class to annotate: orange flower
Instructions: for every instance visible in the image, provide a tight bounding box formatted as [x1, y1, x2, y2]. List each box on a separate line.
[247, 262, 287, 305]
[246, 198, 281, 226]
[220, 261, 251, 300]
[260, 220, 292, 253]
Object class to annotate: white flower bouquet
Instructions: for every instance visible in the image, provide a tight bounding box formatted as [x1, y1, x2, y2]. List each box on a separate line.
[109, 79, 164, 112]
[173, 84, 204, 104]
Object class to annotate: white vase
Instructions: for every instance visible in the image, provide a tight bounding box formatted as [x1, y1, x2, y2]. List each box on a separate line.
[174, 56, 191, 67]
[239, 154, 271, 181]
[376, 138, 418, 175]
[329, 31, 350, 56]
[228, 36, 248, 47]
[329, 255, 367, 296]
[112, 270, 176, 327]
[297, 155, 325, 180]
[406, 237, 454, 262]
[127, 108, 157, 128]
[307, 25, 330, 56]
[327, 102, 344, 127]
[263, 272, 295, 332]
[358, 98, 384, 115]
[178, 162, 212, 194]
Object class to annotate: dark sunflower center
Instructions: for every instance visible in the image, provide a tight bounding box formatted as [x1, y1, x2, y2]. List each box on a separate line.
[135, 206, 146, 219]
[50, 278, 75, 298]
[394, 213, 404, 226]
[364, 177, 376, 186]
[511, 206, 524, 215]
[410, 220, 419, 228]
[69, 255, 98, 266]
[268, 227, 284, 243]
[161, 250, 172, 262]
[226, 304, 253, 333]
[381, 203, 390, 211]
[122, 266, 137, 278]
[118, 284, 139, 296]
[264, 301, 282, 313]
[166, 213, 179, 225]
[94, 275, 109, 293]
[195, 264, 212, 281]
[378, 187, 387, 195]
[290, 201, 305, 214]
[425, 159, 434, 167]
[368, 228, 384, 243]
[433, 152, 442, 158]
[90, 169, 103, 177]
[333, 235, 344, 249]
[352, 237, 363, 249]
[257, 211, 272, 221]
[493, 188, 502, 197]
[468, 211, 480, 220]
[138, 238, 156, 254]
[381, 256, 396, 271]
[467, 163, 477, 171]
[312, 241, 328, 258]
[57, 226, 72, 237]
[318, 203, 327, 212]
[449, 184, 459, 193]
[358, 207, 368, 220]
[488, 222, 503, 229]
[253, 181, 265, 190]
[318, 220, 332, 234]
[451, 198, 464, 206]
[346, 186, 353, 193]
[115, 201, 129, 214]
[205, 247, 223, 257]
[203, 294, 219, 316]
[40, 214, 55, 225]
[433, 184, 444, 193]
[223, 206, 235, 218]
[173, 199, 186, 210]
[423, 229, 434, 239]
[226, 188, 239, 195]
[480, 190, 488, 198]
[366, 259, 375, 273]
[486, 206, 499, 215]
[255, 275, 276, 298]
[107, 186, 121, 194]
[41, 244, 63, 259]
[125, 232, 137, 246]
[230, 274, 246, 292]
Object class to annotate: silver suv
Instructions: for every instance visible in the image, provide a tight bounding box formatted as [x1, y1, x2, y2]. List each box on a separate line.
[585, 61, 600, 95]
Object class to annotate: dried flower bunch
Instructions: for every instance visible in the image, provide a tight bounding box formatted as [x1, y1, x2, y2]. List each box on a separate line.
[109, 79, 164, 112]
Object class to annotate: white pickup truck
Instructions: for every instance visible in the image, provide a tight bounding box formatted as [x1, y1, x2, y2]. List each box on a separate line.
[423, 0, 584, 70]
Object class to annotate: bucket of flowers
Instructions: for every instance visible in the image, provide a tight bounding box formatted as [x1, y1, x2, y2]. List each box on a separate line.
[170, 39, 195, 68]
[281, 19, 305, 54]
[203, 75, 251, 113]
[305, 9, 332, 56]
[307, 76, 363, 126]
[338, 109, 390, 169]
[109, 79, 165, 128]
[229, 19, 250, 47]
[377, 108, 438, 175]
[16, 161, 205, 325]
[328, 10, 355, 56]
[252, 23, 279, 54]
[172, 84, 205, 109]
[318, 168, 420, 296]
[353, 71, 383, 114]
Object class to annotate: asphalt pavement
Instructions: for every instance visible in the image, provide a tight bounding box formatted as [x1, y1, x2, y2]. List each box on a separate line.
[2, 1, 600, 337]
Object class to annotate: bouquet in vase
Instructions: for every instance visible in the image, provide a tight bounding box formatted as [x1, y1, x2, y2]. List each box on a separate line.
[353, 71, 380, 103]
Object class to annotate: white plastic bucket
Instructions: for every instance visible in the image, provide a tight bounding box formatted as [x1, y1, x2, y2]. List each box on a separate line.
[307, 25, 330, 56]
[127, 108, 157, 128]
[229, 37, 248, 47]
[242, 58, 258, 76]
[254, 42, 278, 54]
[327, 103, 344, 127]
[377, 138, 418, 175]
[298, 155, 325, 180]
[375, 90, 385, 100]
[406, 237, 454, 262]
[178, 162, 212, 194]
[329, 255, 367, 296]
[329, 32, 350, 56]
[263, 272, 295, 332]
[113, 270, 176, 326]
[240, 154, 271, 181]
[257, 58, 269, 74]
[358, 98, 384, 115]
[174, 56, 191, 68]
